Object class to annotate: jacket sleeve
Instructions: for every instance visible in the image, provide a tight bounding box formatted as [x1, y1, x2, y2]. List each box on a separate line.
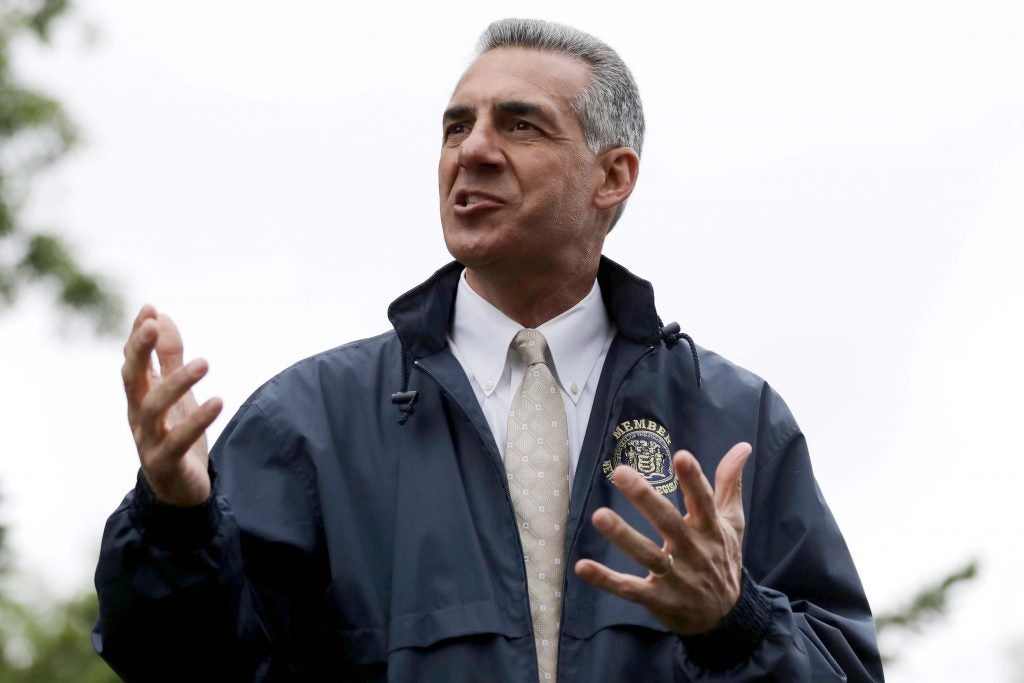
[676, 389, 885, 681]
[92, 401, 325, 683]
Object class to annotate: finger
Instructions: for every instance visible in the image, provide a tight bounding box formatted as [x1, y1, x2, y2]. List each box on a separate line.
[574, 558, 653, 605]
[592, 507, 672, 575]
[154, 313, 186, 375]
[122, 318, 159, 406]
[130, 304, 157, 336]
[160, 396, 223, 460]
[673, 450, 716, 532]
[612, 464, 688, 545]
[138, 359, 211, 433]
[713, 442, 752, 529]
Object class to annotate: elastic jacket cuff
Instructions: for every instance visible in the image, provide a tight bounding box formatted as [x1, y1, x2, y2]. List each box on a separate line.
[679, 568, 774, 671]
[128, 469, 221, 551]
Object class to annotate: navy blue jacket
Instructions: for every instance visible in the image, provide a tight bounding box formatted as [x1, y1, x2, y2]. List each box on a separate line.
[94, 258, 884, 681]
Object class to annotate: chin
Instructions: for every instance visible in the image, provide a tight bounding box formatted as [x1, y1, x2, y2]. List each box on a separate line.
[442, 223, 503, 267]
[444, 240, 498, 268]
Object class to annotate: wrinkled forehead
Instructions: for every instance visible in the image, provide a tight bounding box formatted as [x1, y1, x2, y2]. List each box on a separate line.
[447, 47, 591, 114]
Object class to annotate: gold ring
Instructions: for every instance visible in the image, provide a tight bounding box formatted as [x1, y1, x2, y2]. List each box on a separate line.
[649, 552, 674, 578]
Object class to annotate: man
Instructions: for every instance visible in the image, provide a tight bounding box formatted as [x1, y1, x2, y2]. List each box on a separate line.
[95, 18, 884, 682]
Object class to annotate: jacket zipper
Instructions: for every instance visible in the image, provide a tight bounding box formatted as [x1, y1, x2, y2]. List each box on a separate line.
[554, 345, 657, 678]
[416, 346, 657, 680]
[411, 361, 534, 637]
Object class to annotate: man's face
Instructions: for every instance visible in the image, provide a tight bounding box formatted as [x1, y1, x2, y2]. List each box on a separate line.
[439, 47, 603, 278]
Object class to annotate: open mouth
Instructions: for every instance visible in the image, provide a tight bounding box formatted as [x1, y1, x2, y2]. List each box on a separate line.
[455, 189, 504, 207]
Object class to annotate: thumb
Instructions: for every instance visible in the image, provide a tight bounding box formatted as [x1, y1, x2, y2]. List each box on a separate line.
[154, 313, 185, 375]
[714, 442, 752, 528]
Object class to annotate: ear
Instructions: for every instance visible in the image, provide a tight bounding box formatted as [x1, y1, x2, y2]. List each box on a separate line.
[592, 147, 640, 212]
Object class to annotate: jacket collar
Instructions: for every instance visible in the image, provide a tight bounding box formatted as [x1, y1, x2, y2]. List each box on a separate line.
[387, 256, 662, 359]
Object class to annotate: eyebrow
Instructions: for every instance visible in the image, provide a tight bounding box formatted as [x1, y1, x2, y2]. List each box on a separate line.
[442, 105, 473, 124]
[495, 100, 555, 127]
[442, 100, 557, 128]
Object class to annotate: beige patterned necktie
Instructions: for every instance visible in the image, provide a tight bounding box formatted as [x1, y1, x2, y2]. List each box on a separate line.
[505, 329, 570, 682]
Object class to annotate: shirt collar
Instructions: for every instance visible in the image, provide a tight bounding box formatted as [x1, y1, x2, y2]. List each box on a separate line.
[449, 269, 614, 404]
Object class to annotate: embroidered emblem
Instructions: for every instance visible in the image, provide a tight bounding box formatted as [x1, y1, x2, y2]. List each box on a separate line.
[603, 418, 679, 495]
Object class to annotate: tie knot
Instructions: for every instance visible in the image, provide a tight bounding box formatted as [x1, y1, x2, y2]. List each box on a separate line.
[511, 329, 549, 367]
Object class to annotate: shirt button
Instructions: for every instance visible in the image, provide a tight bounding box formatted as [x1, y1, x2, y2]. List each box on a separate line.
[484, 380, 494, 391]
[570, 383, 579, 395]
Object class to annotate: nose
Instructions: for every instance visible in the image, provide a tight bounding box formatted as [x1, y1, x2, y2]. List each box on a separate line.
[457, 119, 505, 171]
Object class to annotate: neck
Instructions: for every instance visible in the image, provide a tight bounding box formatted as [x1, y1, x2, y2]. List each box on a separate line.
[465, 262, 599, 328]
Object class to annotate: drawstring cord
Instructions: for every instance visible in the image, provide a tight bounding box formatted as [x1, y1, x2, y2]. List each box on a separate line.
[659, 319, 702, 389]
[391, 349, 419, 425]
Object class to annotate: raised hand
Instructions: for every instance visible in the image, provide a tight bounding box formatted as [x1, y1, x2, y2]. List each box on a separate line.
[574, 443, 752, 635]
[121, 305, 223, 507]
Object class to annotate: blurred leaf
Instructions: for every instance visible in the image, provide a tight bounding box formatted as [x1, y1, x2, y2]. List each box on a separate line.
[875, 559, 979, 665]
[0, 504, 10, 578]
[26, 0, 70, 43]
[0, 195, 13, 237]
[0, 0, 122, 335]
[17, 234, 122, 334]
[0, 85, 65, 135]
[875, 559, 979, 634]
[0, 82, 79, 180]
[0, 265, 15, 303]
[0, 590, 120, 683]
[0, 1, 72, 43]
[0, 1, 121, 677]
[0, 486, 118, 682]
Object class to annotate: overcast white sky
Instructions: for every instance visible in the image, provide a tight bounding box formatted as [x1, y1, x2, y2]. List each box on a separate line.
[1, 1, 1022, 680]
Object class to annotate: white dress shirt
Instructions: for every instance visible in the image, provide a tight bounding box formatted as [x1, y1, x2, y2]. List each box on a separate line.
[447, 270, 616, 483]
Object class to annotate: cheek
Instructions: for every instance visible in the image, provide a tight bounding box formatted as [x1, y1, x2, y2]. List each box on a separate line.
[438, 153, 458, 192]
[561, 160, 595, 213]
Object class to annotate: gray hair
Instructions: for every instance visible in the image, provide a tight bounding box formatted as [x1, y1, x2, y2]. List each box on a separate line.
[476, 18, 644, 158]
[475, 18, 645, 228]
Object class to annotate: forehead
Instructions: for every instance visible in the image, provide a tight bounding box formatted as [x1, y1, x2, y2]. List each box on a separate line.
[449, 47, 591, 118]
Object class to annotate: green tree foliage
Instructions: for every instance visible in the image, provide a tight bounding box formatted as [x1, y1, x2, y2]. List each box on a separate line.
[0, 586, 118, 683]
[0, 488, 117, 681]
[874, 559, 979, 665]
[1, 1, 121, 679]
[0, 0, 121, 333]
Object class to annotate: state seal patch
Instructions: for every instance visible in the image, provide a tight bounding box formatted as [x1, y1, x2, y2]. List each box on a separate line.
[603, 418, 679, 495]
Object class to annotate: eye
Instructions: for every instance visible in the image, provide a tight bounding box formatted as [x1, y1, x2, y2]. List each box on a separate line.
[512, 121, 534, 131]
[444, 123, 470, 141]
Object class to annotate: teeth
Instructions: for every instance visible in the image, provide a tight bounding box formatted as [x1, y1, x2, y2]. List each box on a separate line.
[466, 195, 480, 206]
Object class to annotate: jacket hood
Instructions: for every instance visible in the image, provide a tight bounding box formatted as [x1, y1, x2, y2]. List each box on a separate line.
[386, 256, 663, 360]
